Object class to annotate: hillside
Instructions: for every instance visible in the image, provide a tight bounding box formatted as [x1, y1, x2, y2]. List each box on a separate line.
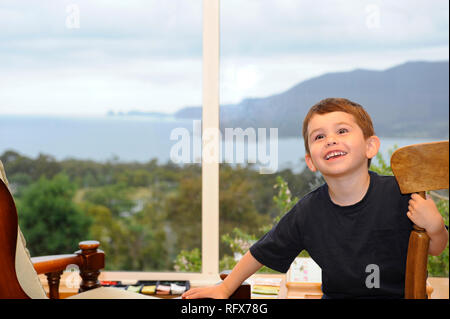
[175, 61, 449, 138]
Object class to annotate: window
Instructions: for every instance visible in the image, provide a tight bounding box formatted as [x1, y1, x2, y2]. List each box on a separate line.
[0, 1, 447, 281]
[0, 1, 208, 278]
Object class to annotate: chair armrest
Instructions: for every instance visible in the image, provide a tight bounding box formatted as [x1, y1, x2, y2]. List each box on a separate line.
[31, 254, 83, 274]
[219, 270, 251, 299]
[31, 241, 105, 299]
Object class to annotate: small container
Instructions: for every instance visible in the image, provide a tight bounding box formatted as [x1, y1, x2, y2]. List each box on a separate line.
[126, 285, 143, 293]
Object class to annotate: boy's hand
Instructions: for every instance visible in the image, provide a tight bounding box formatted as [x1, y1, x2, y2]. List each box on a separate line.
[407, 193, 444, 235]
[182, 283, 231, 299]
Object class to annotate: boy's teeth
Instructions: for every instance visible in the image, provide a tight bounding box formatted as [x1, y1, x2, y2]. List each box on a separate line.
[326, 151, 347, 160]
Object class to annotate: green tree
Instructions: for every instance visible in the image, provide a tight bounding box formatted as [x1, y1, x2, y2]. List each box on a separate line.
[219, 164, 272, 257]
[83, 203, 128, 270]
[121, 201, 170, 271]
[82, 182, 134, 217]
[369, 145, 398, 176]
[165, 175, 202, 264]
[174, 248, 202, 272]
[17, 173, 91, 256]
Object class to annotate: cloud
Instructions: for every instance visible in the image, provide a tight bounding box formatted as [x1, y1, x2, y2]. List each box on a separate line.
[0, 56, 202, 115]
[0, 0, 202, 115]
[0, 0, 448, 115]
[221, 0, 449, 55]
[220, 0, 449, 103]
[0, 1, 201, 35]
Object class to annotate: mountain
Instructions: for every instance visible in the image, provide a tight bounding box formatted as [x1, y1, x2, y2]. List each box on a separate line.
[175, 61, 449, 138]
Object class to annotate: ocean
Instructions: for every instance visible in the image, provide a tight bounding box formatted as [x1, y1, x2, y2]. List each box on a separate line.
[0, 115, 437, 173]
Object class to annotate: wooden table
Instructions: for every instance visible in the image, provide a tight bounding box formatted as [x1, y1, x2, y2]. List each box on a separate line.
[39, 272, 448, 299]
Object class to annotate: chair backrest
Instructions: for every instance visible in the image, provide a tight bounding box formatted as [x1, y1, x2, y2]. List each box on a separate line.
[391, 140, 449, 299]
[0, 161, 47, 299]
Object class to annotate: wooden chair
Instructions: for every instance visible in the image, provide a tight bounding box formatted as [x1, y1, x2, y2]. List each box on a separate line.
[0, 161, 156, 299]
[391, 140, 449, 299]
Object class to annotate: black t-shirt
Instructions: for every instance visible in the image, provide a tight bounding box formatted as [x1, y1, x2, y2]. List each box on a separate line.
[250, 171, 413, 298]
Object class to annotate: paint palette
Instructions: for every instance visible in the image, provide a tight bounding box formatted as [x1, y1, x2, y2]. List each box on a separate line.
[100, 280, 190, 298]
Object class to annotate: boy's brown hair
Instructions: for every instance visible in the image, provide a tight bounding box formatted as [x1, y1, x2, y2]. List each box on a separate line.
[302, 98, 376, 166]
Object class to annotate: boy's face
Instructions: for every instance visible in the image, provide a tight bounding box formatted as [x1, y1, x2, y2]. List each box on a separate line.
[304, 111, 380, 178]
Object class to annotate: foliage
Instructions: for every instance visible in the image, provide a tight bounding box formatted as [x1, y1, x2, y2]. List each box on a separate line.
[218, 175, 308, 273]
[261, 175, 299, 233]
[174, 248, 202, 272]
[165, 175, 202, 254]
[82, 183, 134, 217]
[369, 145, 397, 176]
[17, 173, 91, 256]
[222, 228, 257, 256]
[218, 164, 273, 256]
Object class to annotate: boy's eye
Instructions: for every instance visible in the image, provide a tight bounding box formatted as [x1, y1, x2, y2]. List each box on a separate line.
[338, 128, 348, 134]
[314, 134, 325, 141]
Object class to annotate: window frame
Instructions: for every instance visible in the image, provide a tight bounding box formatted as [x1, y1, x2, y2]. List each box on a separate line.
[99, 0, 221, 283]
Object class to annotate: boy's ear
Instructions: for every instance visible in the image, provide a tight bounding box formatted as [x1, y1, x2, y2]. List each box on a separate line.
[366, 135, 381, 159]
[305, 153, 317, 172]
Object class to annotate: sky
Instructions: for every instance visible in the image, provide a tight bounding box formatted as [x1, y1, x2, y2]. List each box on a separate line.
[0, 0, 448, 116]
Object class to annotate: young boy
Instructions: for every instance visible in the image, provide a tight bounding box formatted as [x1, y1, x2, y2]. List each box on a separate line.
[182, 98, 448, 299]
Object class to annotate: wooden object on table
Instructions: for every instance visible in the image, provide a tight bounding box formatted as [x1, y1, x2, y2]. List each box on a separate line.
[427, 277, 449, 299]
[285, 282, 323, 299]
[285, 257, 322, 299]
[391, 140, 449, 299]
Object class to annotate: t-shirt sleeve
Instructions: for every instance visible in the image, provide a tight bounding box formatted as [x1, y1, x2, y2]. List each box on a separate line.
[249, 203, 305, 273]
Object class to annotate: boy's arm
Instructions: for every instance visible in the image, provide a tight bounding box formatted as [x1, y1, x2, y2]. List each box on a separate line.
[182, 251, 263, 299]
[427, 225, 449, 256]
[406, 193, 449, 256]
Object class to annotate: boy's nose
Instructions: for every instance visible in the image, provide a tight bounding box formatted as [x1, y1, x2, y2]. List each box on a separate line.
[326, 138, 337, 146]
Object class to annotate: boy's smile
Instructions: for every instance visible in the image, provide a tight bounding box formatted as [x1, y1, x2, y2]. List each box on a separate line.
[324, 150, 347, 161]
[304, 111, 379, 178]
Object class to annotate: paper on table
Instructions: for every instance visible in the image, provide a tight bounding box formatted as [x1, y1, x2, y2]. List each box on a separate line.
[287, 257, 322, 283]
[170, 283, 186, 294]
[156, 284, 171, 294]
[252, 285, 279, 295]
[249, 277, 282, 286]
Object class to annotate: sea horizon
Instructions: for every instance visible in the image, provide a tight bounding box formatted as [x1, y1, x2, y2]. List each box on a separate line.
[0, 115, 439, 173]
